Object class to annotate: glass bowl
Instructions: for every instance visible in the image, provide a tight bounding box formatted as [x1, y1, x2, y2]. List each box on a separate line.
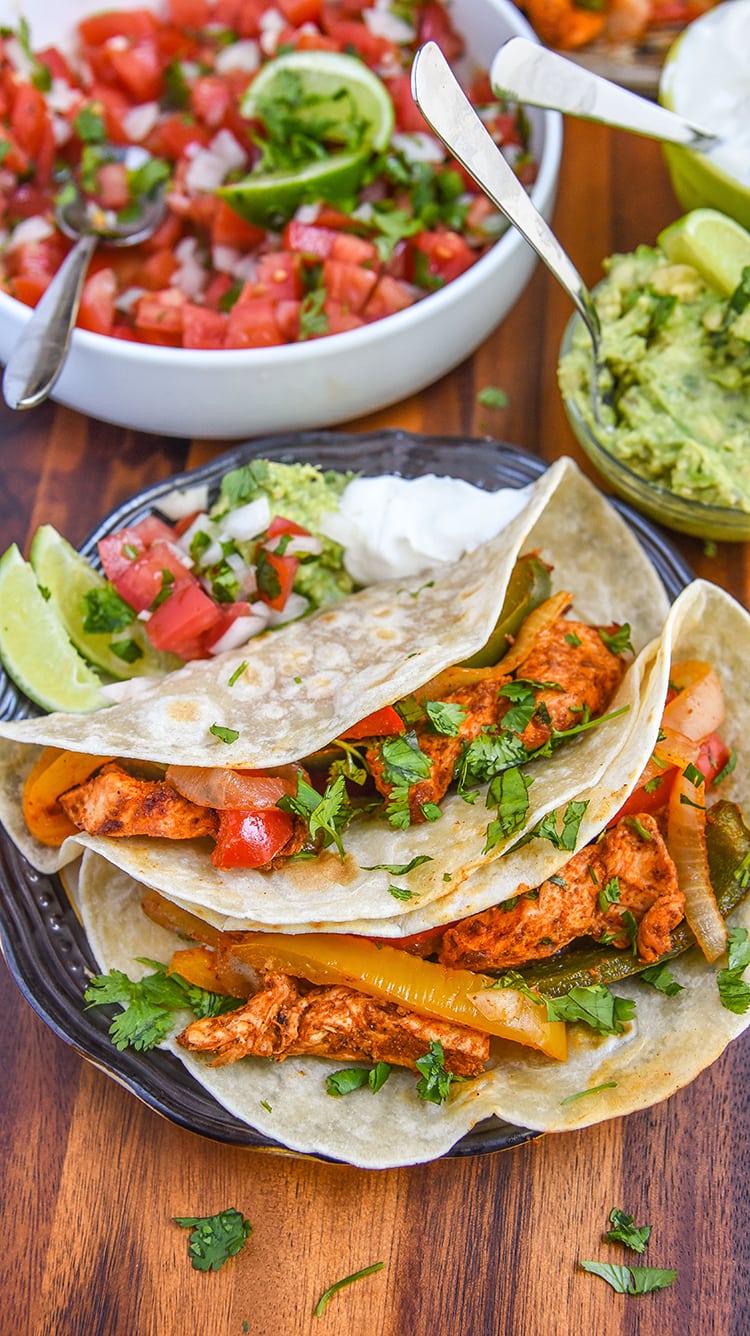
[559, 312, 750, 544]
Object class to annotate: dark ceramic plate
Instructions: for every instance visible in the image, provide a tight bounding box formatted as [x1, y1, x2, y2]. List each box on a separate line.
[0, 431, 694, 1161]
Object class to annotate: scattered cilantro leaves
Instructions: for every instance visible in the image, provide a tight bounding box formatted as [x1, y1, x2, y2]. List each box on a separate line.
[173, 1209, 252, 1272]
[717, 926, 750, 1014]
[545, 984, 635, 1035]
[604, 1208, 652, 1254]
[579, 1261, 676, 1295]
[425, 699, 466, 736]
[84, 959, 242, 1052]
[414, 1040, 458, 1105]
[477, 385, 509, 409]
[598, 624, 634, 655]
[314, 1262, 384, 1317]
[326, 1062, 392, 1097]
[82, 586, 135, 634]
[639, 962, 684, 997]
[210, 722, 239, 744]
[560, 1081, 618, 1106]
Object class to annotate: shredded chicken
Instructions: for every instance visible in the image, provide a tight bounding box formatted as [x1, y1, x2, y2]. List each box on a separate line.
[59, 762, 219, 840]
[439, 813, 685, 970]
[366, 617, 627, 821]
[177, 971, 489, 1075]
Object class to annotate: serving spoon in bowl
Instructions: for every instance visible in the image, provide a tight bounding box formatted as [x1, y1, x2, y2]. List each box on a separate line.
[489, 36, 722, 152]
[411, 41, 608, 423]
[2, 147, 167, 412]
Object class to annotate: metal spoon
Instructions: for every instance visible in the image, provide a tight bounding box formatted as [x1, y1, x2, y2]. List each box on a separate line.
[3, 147, 167, 412]
[411, 40, 607, 423]
[490, 36, 721, 151]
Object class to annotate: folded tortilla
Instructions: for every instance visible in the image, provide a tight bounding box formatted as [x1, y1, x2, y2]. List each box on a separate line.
[0, 459, 670, 925]
[71, 580, 750, 1168]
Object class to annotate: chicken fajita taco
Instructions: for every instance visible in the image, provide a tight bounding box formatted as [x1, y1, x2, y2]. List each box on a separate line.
[0, 460, 669, 926]
[70, 580, 750, 1168]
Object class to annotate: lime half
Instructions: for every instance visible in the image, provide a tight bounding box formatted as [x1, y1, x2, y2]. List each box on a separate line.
[29, 525, 179, 681]
[658, 208, 750, 296]
[0, 544, 108, 713]
[222, 51, 394, 226]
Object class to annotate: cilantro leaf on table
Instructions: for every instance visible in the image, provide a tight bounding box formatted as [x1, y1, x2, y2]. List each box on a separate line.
[84, 959, 242, 1052]
[314, 1262, 384, 1317]
[579, 1261, 676, 1294]
[604, 1208, 652, 1254]
[173, 1209, 252, 1272]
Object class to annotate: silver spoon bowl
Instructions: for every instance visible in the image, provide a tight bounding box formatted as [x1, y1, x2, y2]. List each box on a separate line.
[411, 41, 607, 423]
[3, 147, 167, 412]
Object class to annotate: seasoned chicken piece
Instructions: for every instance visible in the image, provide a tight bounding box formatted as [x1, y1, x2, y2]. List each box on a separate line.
[439, 813, 684, 970]
[511, 619, 627, 751]
[365, 617, 627, 821]
[178, 971, 489, 1076]
[59, 761, 219, 840]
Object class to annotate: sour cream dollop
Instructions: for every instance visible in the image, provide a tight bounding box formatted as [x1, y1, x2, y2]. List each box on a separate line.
[661, 0, 750, 188]
[318, 474, 533, 586]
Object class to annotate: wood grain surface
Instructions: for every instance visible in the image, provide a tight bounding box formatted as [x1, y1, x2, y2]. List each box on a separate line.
[1, 121, 749, 1336]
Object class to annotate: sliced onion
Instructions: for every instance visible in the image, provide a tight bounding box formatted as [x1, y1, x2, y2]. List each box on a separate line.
[663, 660, 725, 741]
[668, 766, 727, 962]
[166, 765, 301, 810]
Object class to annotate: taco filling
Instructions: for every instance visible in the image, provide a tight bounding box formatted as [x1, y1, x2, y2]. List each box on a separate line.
[31, 594, 631, 872]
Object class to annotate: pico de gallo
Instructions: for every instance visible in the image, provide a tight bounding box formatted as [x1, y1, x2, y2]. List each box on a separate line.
[0, 0, 536, 349]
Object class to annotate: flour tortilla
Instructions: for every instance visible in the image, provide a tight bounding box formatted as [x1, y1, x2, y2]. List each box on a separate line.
[72, 580, 750, 1168]
[0, 459, 669, 924]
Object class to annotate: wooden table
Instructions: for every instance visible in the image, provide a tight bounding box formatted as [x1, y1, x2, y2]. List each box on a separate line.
[2, 121, 748, 1336]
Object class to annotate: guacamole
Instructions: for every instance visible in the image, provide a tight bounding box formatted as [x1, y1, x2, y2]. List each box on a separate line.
[558, 247, 750, 510]
[212, 459, 355, 607]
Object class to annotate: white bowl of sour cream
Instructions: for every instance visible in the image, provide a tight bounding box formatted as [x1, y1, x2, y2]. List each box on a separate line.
[659, 0, 750, 231]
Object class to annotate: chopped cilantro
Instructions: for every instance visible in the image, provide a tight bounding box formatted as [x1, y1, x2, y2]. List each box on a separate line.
[560, 1081, 618, 1106]
[565, 631, 582, 648]
[326, 1062, 391, 1097]
[228, 660, 247, 686]
[488, 971, 544, 1006]
[173, 1209, 252, 1272]
[149, 568, 176, 610]
[598, 624, 634, 655]
[532, 799, 589, 852]
[387, 884, 414, 901]
[210, 723, 239, 744]
[109, 638, 143, 664]
[639, 962, 683, 997]
[84, 959, 242, 1052]
[279, 773, 351, 857]
[477, 385, 509, 409]
[682, 761, 705, 787]
[625, 816, 653, 841]
[484, 767, 534, 853]
[362, 856, 433, 875]
[425, 699, 466, 736]
[717, 926, 750, 1014]
[598, 876, 620, 913]
[414, 1040, 458, 1105]
[82, 586, 135, 634]
[604, 1208, 652, 1254]
[545, 984, 635, 1035]
[714, 748, 737, 785]
[620, 908, 639, 955]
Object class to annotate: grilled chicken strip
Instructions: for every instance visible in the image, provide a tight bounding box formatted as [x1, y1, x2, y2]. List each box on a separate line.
[367, 617, 628, 820]
[59, 762, 219, 840]
[439, 813, 684, 970]
[177, 971, 489, 1076]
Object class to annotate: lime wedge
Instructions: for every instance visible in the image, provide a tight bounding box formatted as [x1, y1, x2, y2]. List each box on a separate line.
[29, 525, 179, 681]
[0, 544, 108, 713]
[222, 51, 394, 226]
[658, 208, 750, 296]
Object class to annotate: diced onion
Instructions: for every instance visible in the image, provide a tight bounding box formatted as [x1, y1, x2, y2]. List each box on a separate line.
[207, 612, 268, 655]
[157, 484, 210, 522]
[266, 593, 309, 627]
[217, 496, 271, 541]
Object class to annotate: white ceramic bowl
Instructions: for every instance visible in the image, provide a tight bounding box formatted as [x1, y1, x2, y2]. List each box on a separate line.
[0, 0, 561, 438]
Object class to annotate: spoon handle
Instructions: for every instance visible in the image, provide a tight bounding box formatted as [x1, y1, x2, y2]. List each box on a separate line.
[3, 231, 99, 411]
[490, 37, 719, 150]
[411, 41, 602, 356]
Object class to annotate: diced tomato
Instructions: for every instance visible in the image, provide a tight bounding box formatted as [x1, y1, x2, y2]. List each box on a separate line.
[146, 111, 210, 160]
[190, 74, 231, 128]
[134, 290, 187, 335]
[146, 579, 222, 655]
[78, 10, 160, 44]
[98, 514, 179, 585]
[87, 84, 134, 146]
[266, 516, 312, 541]
[418, 1, 464, 61]
[329, 232, 378, 266]
[95, 162, 130, 212]
[136, 247, 180, 291]
[211, 199, 265, 249]
[224, 297, 286, 348]
[211, 807, 295, 869]
[322, 258, 378, 312]
[322, 299, 365, 335]
[77, 267, 117, 336]
[7, 235, 68, 281]
[387, 73, 431, 134]
[339, 705, 405, 740]
[202, 601, 254, 652]
[256, 252, 303, 300]
[364, 275, 415, 320]
[181, 303, 227, 349]
[279, 0, 323, 22]
[108, 40, 165, 103]
[283, 220, 338, 259]
[320, 9, 398, 65]
[114, 543, 193, 614]
[4, 274, 48, 306]
[35, 45, 76, 84]
[167, 0, 212, 25]
[275, 300, 301, 340]
[256, 549, 299, 611]
[11, 84, 49, 157]
[408, 230, 476, 287]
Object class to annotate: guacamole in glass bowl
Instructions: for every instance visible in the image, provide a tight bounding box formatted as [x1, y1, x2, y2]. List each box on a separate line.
[558, 245, 750, 542]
